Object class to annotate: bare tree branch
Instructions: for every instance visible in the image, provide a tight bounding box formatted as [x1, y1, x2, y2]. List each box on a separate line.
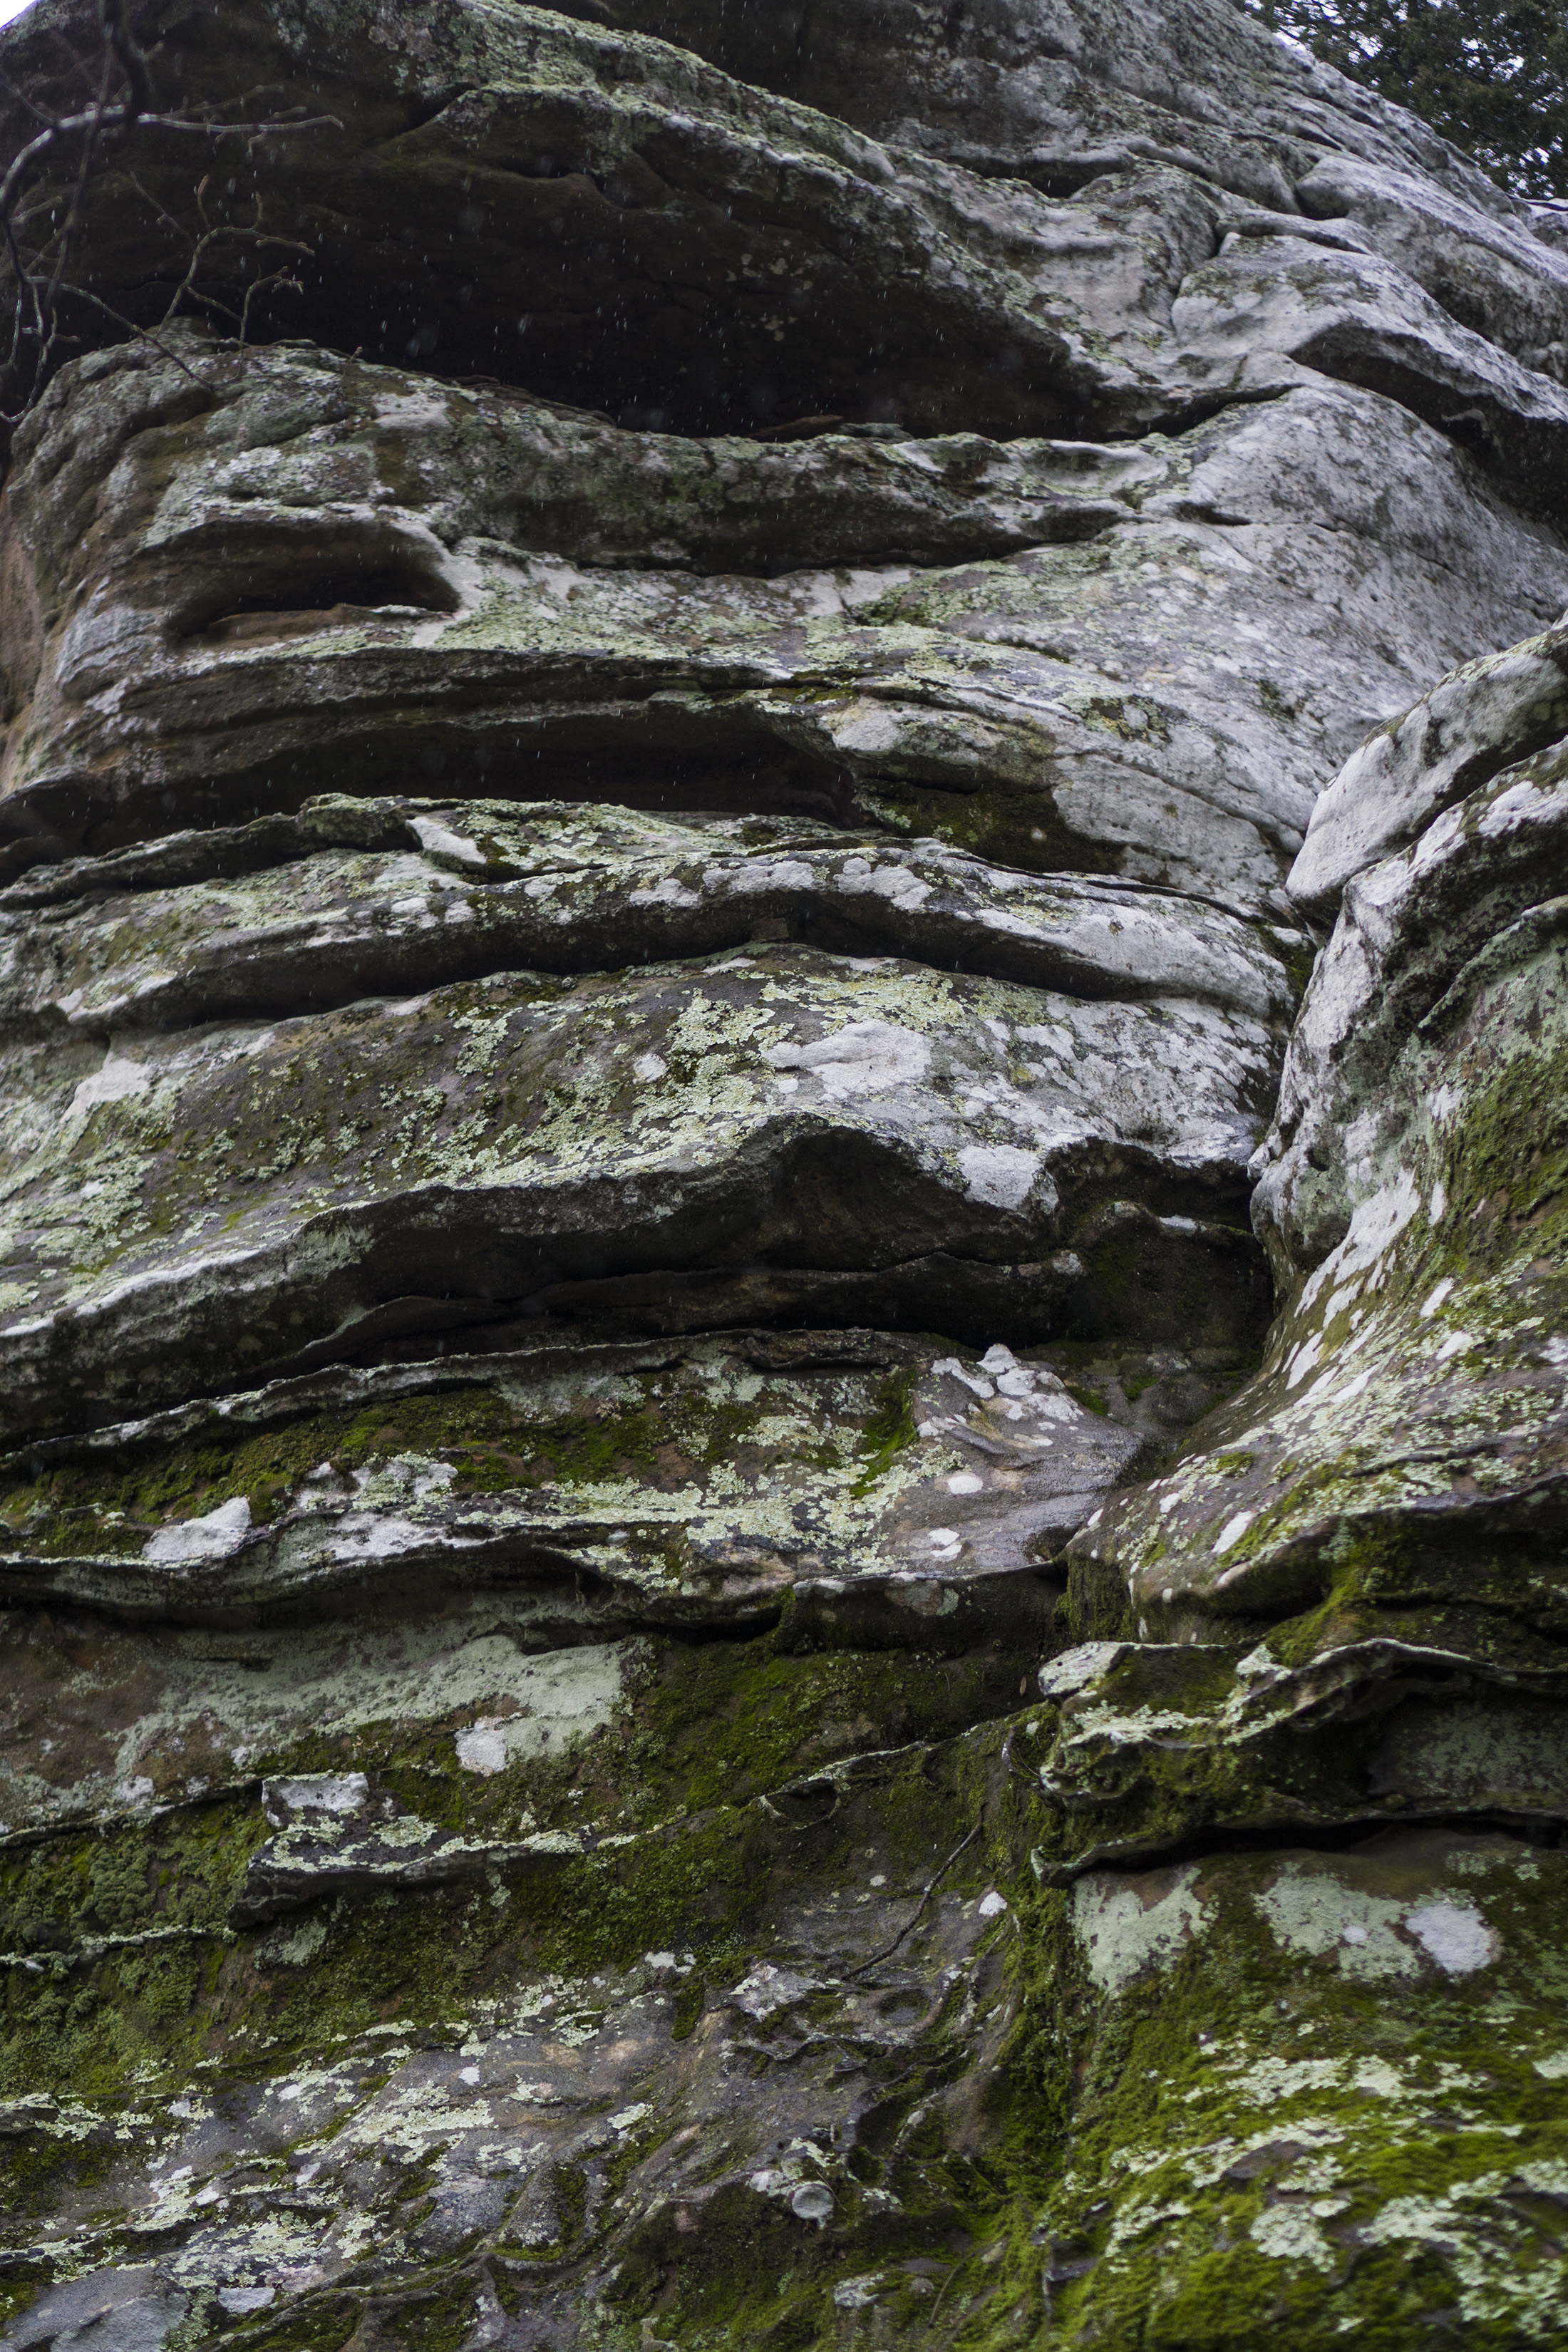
[124, 169, 311, 345]
[100, 0, 151, 122]
[0, 1, 339, 426]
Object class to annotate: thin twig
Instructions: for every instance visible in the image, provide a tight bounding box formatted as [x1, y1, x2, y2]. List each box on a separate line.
[0, 0, 339, 427]
[37, 31, 113, 366]
[847, 1822, 982, 1977]
[235, 264, 304, 344]
[0, 65, 65, 132]
[927, 2254, 970, 2329]
[1, 205, 42, 373]
[100, 0, 152, 123]
[31, 278, 205, 377]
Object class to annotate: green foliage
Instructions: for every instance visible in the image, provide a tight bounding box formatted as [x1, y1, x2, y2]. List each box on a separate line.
[1237, 0, 1568, 199]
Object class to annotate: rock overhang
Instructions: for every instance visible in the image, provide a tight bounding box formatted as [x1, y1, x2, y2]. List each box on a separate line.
[5, 334, 1566, 917]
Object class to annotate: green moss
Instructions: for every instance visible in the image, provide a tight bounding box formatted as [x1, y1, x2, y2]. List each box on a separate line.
[671, 1971, 706, 2041]
[855, 777, 1124, 878]
[25, 1705, 1564, 2350]
[995, 1837, 1568, 2349]
[0, 1624, 1029, 2132]
[1438, 1028, 1568, 1279]
[0, 1795, 264, 2101]
[0, 1384, 508, 1542]
[0, 1341, 932, 1561]
[850, 1371, 919, 1492]
[618, 1637, 1021, 1823]
[1065, 1544, 1137, 1645]
[207, 2293, 374, 2350]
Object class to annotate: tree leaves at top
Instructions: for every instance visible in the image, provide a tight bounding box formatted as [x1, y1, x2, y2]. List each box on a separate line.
[1236, 0, 1568, 201]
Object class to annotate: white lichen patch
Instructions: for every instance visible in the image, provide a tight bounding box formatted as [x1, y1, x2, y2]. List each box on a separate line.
[1073, 1864, 1206, 1994]
[1255, 1865, 1423, 1982]
[450, 1646, 632, 1773]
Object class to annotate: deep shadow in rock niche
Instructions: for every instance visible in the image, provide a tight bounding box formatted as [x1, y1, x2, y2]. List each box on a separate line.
[303, 728, 868, 834]
[6, 725, 868, 872]
[0, 0, 1086, 439]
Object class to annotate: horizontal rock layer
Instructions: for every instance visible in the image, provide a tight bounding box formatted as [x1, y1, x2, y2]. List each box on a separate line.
[2, 1, 1568, 2346]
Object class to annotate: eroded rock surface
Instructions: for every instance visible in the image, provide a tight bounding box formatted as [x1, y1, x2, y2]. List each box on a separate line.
[2, 1, 1568, 2347]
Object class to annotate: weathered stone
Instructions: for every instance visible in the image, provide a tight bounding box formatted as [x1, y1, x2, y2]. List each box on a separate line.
[1034, 1828, 1568, 2341]
[534, 0, 1544, 215]
[0, 798, 1295, 1023]
[3, 0, 1568, 2345]
[0, 1329, 1218, 1650]
[6, 335, 1565, 910]
[1289, 617, 1568, 915]
[1168, 232, 1568, 507]
[0, 0, 1244, 439]
[0, 927, 1278, 1439]
[1295, 151, 1568, 376]
[1066, 642, 1568, 1895]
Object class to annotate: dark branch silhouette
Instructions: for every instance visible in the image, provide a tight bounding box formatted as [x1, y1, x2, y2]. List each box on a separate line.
[0, 0, 337, 423]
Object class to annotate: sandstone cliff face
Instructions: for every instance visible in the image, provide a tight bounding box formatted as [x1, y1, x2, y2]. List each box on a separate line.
[0, 4, 1567, 2347]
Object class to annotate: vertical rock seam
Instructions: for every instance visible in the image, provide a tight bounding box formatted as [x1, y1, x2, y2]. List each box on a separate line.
[0, 2, 1566, 2345]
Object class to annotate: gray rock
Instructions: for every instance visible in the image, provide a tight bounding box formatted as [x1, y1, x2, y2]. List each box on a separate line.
[565, 0, 1532, 207]
[1296, 150, 1568, 374]
[0, 928, 1278, 1438]
[0, 797, 1295, 1026]
[1289, 619, 1568, 915]
[4, 0, 1568, 2346]
[6, 337, 1564, 911]
[0, 2267, 187, 2350]
[1170, 232, 1568, 507]
[1070, 641, 1568, 1866]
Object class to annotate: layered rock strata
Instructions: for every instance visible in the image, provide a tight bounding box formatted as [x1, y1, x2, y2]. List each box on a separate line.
[1, 2, 1567, 2346]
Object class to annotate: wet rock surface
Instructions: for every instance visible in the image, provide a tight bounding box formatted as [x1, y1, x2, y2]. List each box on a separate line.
[1, 1, 1567, 2346]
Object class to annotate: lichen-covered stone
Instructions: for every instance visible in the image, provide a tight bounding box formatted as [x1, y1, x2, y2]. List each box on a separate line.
[0, 929, 1278, 1438]
[3, 0, 1568, 2345]
[0, 797, 1294, 1026]
[5, 334, 1565, 914]
[1064, 636, 1568, 1921]
[1036, 1828, 1568, 2345]
[1289, 619, 1568, 914]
